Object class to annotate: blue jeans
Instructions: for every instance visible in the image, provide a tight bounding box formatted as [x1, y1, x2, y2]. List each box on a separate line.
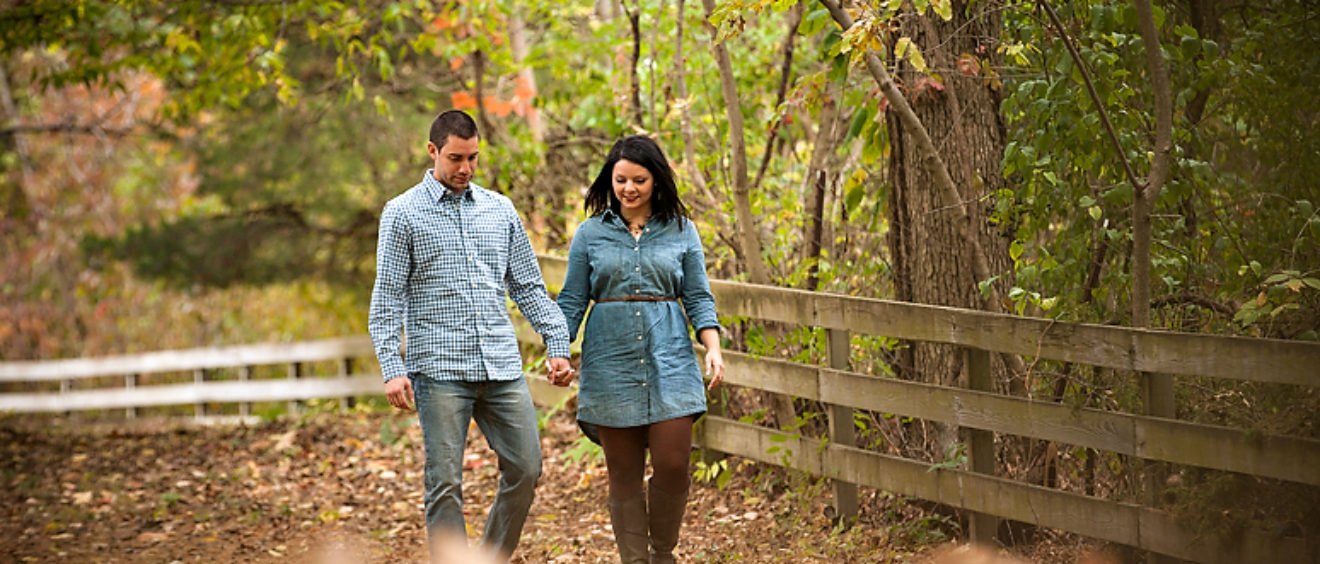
[412, 376, 542, 557]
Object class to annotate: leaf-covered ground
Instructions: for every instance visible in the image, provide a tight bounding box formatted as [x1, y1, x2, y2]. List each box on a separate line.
[1, 409, 1099, 563]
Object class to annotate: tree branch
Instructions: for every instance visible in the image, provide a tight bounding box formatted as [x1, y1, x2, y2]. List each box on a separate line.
[1036, 0, 1146, 193]
[1150, 293, 1236, 317]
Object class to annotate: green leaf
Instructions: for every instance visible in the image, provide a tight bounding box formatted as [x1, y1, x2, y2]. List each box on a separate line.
[932, 0, 953, 20]
[844, 183, 865, 216]
[799, 7, 833, 36]
[1010, 240, 1024, 261]
[847, 104, 872, 141]
[1088, 206, 1102, 220]
[978, 275, 1001, 300]
[1263, 273, 1290, 284]
[1303, 278, 1320, 291]
[894, 37, 928, 73]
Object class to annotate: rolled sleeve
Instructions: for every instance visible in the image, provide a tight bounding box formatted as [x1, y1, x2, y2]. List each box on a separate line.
[679, 221, 721, 333]
[368, 201, 411, 383]
[504, 203, 571, 359]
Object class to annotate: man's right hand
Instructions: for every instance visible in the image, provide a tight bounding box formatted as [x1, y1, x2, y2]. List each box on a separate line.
[385, 377, 415, 411]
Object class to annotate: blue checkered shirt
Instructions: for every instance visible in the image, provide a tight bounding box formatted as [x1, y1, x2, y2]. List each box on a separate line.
[368, 171, 570, 383]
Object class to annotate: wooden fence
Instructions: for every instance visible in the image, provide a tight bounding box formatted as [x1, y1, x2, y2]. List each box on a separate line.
[2, 255, 1318, 563]
[538, 257, 1320, 564]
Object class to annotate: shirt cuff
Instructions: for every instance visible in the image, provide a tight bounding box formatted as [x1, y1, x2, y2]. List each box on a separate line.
[546, 338, 571, 360]
[379, 356, 406, 383]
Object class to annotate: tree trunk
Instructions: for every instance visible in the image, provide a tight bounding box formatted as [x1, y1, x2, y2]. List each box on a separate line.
[701, 0, 770, 285]
[702, 0, 791, 430]
[751, 2, 803, 196]
[672, 0, 708, 196]
[622, 0, 645, 129]
[882, 1, 1013, 454]
[0, 61, 32, 224]
[507, 7, 543, 144]
[803, 79, 841, 290]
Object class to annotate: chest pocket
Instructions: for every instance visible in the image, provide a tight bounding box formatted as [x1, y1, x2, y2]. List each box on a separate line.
[468, 219, 508, 265]
[641, 244, 684, 292]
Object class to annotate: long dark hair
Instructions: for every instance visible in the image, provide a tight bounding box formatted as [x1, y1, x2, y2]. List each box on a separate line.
[584, 135, 690, 226]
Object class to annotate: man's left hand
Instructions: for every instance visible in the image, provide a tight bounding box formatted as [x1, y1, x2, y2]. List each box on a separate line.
[547, 357, 575, 387]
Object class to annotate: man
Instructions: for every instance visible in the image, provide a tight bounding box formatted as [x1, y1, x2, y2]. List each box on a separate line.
[368, 110, 575, 561]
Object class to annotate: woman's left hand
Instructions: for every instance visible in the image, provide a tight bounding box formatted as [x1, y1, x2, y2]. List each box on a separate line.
[704, 349, 724, 390]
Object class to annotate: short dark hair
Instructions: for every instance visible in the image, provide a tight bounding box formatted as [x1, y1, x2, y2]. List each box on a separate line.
[585, 135, 690, 226]
[429, 110, 479, 148]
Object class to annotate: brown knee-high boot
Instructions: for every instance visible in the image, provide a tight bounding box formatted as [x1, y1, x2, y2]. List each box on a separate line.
[608, 494, 650, 564]
[647, 480, 688, 563]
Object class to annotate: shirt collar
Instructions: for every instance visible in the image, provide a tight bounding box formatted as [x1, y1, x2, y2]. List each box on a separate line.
[422, 170, 480, 203]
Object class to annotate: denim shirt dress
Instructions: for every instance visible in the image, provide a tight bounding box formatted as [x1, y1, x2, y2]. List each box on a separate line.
[557, 210, 721, 437]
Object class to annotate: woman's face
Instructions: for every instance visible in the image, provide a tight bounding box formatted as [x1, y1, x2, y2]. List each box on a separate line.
[612, 158, 654, 216]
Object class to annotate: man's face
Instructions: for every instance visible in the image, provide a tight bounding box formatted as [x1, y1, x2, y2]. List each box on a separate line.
[428, 134, 480, 191]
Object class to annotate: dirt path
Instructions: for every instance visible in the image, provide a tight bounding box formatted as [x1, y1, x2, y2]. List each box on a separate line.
[0, 411, 1089, 563]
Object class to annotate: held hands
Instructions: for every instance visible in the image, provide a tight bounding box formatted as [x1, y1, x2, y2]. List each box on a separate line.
[385, 377, 415, 411]
[704, 349, 725, 390]
[547, 357, 575, 387]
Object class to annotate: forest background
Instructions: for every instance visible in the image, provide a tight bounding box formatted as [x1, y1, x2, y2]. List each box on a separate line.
[2, 0, 1319, 544]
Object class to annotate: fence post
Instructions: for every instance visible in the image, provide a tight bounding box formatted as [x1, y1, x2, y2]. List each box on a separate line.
[60, 378, 71, 417]
[1143, 371, 1176, 564]
[239, 366, 251, 418]
[125, 373, 137, 419]
[966, 347, 997, 543]
[339, 357, 355, 412]
[827, 328, 858, 525]
[287, 362, 302, 418]
[194, 368, 206, 419]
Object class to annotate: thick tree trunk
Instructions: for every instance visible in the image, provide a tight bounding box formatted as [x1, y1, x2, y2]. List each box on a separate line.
[883, 2, 1013, 453]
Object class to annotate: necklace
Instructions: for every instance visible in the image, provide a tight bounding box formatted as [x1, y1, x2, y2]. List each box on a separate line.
[626, 215, 649, 236]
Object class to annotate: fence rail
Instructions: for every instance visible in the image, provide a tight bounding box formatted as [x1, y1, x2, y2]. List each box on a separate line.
[2, 254, 1318, 563]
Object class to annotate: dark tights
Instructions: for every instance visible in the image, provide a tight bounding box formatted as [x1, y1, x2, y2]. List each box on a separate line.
[598, 416, 694, 498]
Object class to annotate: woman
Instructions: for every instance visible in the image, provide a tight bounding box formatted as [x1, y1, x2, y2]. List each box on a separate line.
[556, 135, 725, 563]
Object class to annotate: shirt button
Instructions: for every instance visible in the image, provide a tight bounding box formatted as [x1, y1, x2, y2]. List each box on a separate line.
[637, 335, 643, 340]
[634, 266, 640, 271]
[642, 382, 648, 387]
[634, 246, 639, 251]
[635, 311, 641, 316]
[639, 359, 645, 364]
[634, 288, 640, 293]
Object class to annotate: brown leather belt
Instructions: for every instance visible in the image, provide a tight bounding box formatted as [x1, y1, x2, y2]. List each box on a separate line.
[595, 296, 677, 303]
